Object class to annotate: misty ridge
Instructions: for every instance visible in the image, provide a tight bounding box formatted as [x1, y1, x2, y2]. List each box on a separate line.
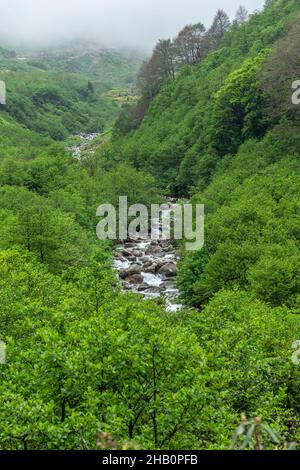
[0, 0, 264, 53]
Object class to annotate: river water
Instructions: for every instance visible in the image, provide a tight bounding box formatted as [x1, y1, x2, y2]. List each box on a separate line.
[69, 132, 100, 159]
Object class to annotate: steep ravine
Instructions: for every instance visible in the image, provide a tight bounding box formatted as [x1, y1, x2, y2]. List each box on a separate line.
[71, 136, 182, 311]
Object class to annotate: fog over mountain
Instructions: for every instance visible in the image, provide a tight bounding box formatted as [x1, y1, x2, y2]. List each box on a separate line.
[0, 0, 264, 51]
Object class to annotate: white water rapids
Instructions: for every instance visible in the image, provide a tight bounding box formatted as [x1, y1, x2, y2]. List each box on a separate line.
[113, 203, 183, 312]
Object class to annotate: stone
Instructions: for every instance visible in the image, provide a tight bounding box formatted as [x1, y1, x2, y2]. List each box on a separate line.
[143, 263, 157, 274]
[154, 258, 168, 268]
[143, 260, 153, 268]
[158, 263, 177, 278]
[146, 245, 162, 255]
[119, 264, 142, 279]
[124, 243, 135, 249]
[147, 287, 161, 294]
[163, 245, 175, 252]
[125, 274, 143, 285]
[132, 250, 142, 257]
[123, 282, 132, 290]
[137, 284, 150, 292]
[122, 249, 133, 258]
[117, 254, 127, 262]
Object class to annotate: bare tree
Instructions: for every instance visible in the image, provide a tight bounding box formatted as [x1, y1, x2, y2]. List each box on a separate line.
[208, 9, 231, 50]
[156, 39, 176, 80]
[137, 10, 230, 100]
[173, 23, 206, 67]
[137, 39, 175, 100]
[259, 19, 300, 125]
[125, 8, 232, 133]
[234, 5, 249, 24]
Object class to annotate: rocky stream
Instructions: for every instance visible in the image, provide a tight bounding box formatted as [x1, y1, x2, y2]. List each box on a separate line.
[113, 202, 183, 312]
[71, 134, 183, 312]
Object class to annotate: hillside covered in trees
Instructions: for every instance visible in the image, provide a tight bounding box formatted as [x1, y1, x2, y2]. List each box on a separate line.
[0, 43, 142, 140]
[1, 0, 300, 451]
[109, 0, 300, 310]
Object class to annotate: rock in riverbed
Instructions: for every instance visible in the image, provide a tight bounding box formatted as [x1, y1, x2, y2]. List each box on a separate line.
[158, 263, 177, 278]
[119, 264, 142, 279]
[125, 274, 143, 285]
[143, 263, 157, 274]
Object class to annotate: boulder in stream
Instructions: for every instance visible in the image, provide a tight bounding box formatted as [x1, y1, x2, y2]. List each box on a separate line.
[154, 258, 168, 268]
[143, 263, 157, 274]
[119, 264, 142, 279]
[158, 263, 177, 278]
[125, 274, 143, 285]
[122, 249, 134, 258]
[132, 250, 142, 257]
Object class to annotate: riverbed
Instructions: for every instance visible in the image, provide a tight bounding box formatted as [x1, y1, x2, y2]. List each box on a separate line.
[113, 202, 183, 312]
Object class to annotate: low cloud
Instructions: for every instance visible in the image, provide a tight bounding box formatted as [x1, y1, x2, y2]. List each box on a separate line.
[0, 0, 264, 51]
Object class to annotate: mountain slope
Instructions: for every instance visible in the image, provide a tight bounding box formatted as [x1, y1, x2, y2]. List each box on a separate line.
[106, 0, 300, 312]
[104, 0, 300, 439]
[0, 43, 141, 140]
[28, 42, 143, 88]
[109, 0, 300, 194]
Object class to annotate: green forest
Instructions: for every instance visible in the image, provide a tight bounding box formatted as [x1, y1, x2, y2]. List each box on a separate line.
[0, 44, 142, 140]
[1, 0, 300, 451]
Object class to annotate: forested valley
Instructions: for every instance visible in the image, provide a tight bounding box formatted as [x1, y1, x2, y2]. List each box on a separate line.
[1, 0, 300, 450]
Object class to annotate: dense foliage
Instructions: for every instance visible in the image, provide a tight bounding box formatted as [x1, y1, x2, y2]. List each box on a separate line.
[110, 0, 300, 193]
[1, 0, 300, 450]
[0, 44, 141, 139]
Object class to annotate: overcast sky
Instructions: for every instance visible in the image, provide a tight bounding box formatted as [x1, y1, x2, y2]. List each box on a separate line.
[0, 0, 265, 51]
